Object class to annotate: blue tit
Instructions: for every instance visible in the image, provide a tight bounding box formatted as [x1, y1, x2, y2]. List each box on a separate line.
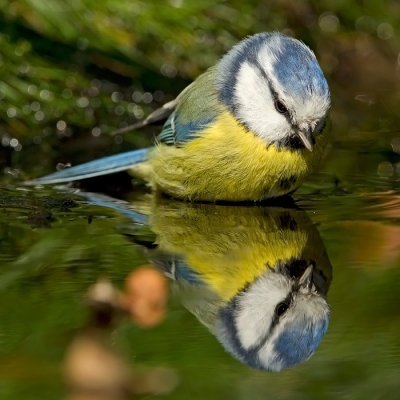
[27, 32, 331, 202]
[80, 192, 332, 371]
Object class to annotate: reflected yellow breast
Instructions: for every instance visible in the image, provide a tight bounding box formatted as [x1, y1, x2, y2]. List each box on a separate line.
[150, 203, 310, 302]
[184, 229, 307, 301]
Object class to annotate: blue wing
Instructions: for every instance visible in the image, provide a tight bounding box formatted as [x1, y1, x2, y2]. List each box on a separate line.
[157, 111, 216, 147]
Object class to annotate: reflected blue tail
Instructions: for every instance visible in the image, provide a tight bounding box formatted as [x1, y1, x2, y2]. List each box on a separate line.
[82, 192, 149, 225]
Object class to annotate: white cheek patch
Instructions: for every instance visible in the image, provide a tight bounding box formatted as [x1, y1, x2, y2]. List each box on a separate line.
[233, 61, 291, 143]
[234, 273, 291, 350]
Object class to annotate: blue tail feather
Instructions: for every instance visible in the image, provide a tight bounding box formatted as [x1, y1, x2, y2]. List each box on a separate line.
[26, 147, 151, 185]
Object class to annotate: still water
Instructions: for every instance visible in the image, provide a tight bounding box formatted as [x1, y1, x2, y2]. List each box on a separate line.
[1, 144, 400, 399]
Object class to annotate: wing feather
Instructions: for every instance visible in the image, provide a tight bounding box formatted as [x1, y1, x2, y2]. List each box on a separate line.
[157, 67, 223, 147]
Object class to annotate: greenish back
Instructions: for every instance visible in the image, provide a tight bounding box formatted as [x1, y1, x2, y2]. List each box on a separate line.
[157, 67, 224, 146]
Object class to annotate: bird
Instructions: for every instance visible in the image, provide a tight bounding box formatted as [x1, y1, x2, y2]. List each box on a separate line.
[80, 192, 332, 371]
[27, 32, 331, 201]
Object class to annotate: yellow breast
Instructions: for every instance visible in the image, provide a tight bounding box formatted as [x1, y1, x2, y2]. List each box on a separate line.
[148, 111, 326, 201]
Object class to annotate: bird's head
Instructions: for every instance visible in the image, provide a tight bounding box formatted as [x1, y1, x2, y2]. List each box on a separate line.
[216, 262, 330, 371]
[216, 32, 330, 151]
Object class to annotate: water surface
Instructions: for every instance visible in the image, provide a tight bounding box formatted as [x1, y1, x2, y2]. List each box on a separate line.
[1, 151, 400, 399]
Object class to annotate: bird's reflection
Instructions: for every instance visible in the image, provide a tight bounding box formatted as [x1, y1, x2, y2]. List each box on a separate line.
[84, 192, 332, 372]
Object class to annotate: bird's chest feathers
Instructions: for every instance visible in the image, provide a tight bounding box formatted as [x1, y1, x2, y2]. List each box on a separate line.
[150, 111, 321, 201]
[156, 221, 308, 302]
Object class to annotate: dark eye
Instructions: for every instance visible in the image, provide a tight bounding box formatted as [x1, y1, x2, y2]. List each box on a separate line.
[275, 302, 289, 316]
[274, 99, 288, 114]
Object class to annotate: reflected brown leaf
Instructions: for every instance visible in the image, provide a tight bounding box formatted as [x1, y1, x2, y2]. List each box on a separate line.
[121, 265, 169, 328]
